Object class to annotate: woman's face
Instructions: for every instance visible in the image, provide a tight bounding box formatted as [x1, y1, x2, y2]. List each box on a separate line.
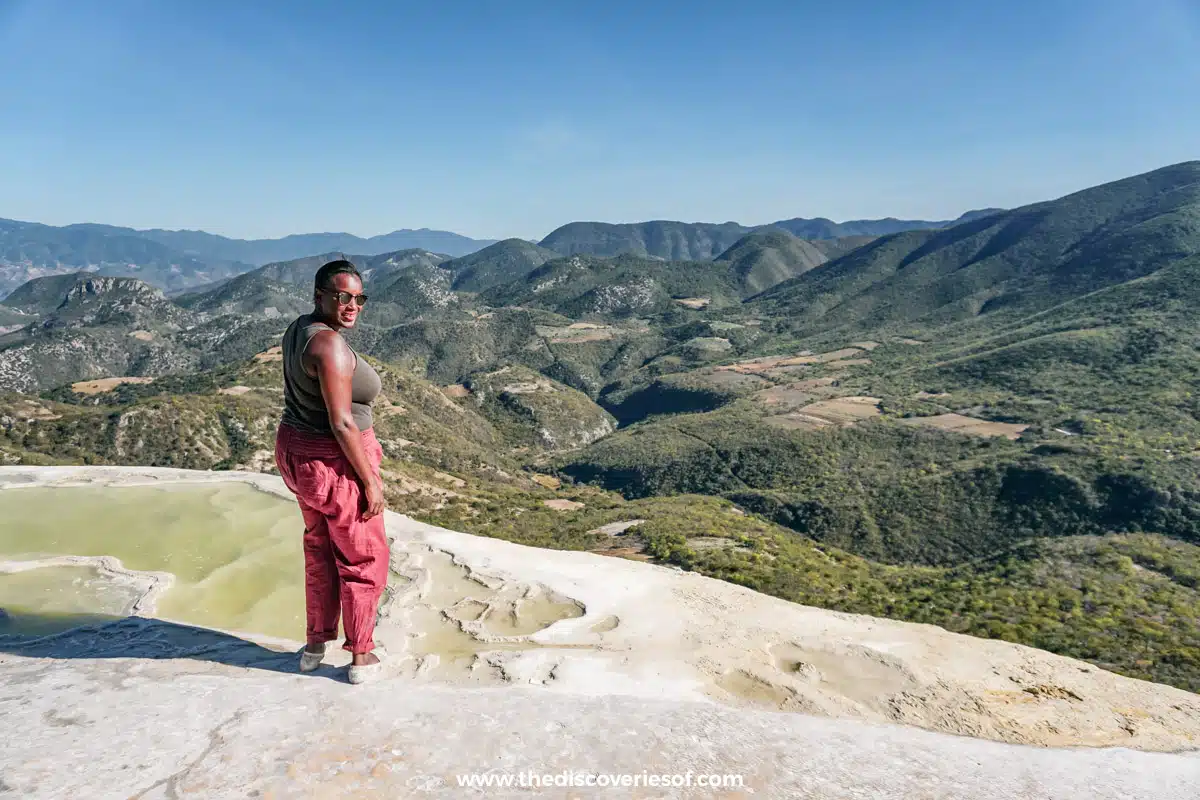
[315, 273, 367, 330]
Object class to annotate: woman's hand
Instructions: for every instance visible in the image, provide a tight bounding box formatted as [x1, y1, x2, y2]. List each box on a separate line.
[363, 476, 387, 520]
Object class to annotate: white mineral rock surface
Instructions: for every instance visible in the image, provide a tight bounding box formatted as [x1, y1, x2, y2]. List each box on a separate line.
[1, 465, 1199, 798]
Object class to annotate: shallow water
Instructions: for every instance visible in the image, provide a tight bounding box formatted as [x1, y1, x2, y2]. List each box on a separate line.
[0, 482, 586, 663]
[0, 565, 132, 637]
[0, 483, 306, 640]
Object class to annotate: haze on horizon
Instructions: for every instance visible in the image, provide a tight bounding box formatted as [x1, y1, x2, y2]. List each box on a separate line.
[1, 0, 1197, 242]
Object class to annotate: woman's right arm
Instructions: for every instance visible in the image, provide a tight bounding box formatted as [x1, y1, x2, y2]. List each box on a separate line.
[308, 331, 386, 519]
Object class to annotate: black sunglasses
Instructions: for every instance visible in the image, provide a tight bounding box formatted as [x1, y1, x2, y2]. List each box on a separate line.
[319, 289, 369, 307]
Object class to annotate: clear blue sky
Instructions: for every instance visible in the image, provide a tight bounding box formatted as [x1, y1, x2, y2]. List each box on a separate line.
[1, 0, 1197, 241]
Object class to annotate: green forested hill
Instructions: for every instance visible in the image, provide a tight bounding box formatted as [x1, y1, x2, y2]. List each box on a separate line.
[3, 271, 99, 312]
[480, 253, 744, 318]
[715, 228, 833, 295]
[539, 220, 751, 260]
[444, 238, 561, 292]
[173, 272, 311, 318]
[537, 213, 994, 261]
[752, 161, 1200, 334]
[770, 208, 1004, 239]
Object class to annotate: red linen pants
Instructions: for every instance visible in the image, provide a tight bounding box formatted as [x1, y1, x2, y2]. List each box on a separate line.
[274, 422, 389, 654]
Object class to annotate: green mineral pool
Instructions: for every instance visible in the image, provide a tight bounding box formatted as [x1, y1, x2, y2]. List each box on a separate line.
[0, 564, 138, 637]
[0, 482, 307, 641]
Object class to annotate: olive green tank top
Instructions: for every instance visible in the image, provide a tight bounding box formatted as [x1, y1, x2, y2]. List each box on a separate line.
[280, 313, 381, 434]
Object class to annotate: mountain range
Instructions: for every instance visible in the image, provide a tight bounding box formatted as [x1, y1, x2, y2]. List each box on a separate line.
[0, 219, 499, 299]
[536, 210, 1003, 260]
[751, 162, 1200, 334]
[5, 161, 1200, 694]
[0, 208, 1003, 300]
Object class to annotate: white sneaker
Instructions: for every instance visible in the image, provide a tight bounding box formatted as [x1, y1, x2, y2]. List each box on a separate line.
[299, 648, 324, 673]
[347, 647, 387, 685]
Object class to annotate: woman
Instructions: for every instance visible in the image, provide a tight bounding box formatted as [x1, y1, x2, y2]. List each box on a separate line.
[273, 259, 389, 684]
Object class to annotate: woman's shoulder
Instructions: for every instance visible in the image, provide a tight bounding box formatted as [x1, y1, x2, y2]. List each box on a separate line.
[288, 313, 337, 338]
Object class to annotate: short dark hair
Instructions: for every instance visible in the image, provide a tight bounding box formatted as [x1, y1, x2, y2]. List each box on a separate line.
[314, 259, 361, 292]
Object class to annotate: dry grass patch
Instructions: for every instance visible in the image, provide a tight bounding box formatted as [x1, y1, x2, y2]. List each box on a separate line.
[814, 348, 867, 363]
[899, 413, 1028, 440]
[716, 353, 812, 374]
[374, 394, 408, 417]
[717, 347, 867, 376]
[536, 323, 618, 343]
[762, 365, 815, 379]
[9, 399, 62, 421]
[764, 413, 835, 431]
[432, 471, 467, 489]
[823, 358, 872, 368]
[530, 474, 562, 490]
[563, 331, 615, 343]
[790, 377, 841, 393]
[765, 396, 882, 430]
[253, 346, 283, 362]
[801, 396, 882, 425]
[753, 385, 816, 411]
[689, 536, 748, 551]
[543, 498, 585, 511]
[443, 384, 471, 399]
[674, 297, 711, 309]
[70, 376, 155, 395]
[698, 370, 771, 391]
[380, 468, 463, 508]
[587, 519, 646, 536]
[588, 541, 653, 561]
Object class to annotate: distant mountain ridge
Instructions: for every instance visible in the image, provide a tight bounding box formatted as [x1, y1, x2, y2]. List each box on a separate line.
[0, 217, 496, 300]
[770, 208, 1004, 239]
[537, 209, 1004, 260]
[1, 207, 1002, 299]
[134, 226, 495, 264]
[539, 221, 751, 260]
[24, 221, 497, 265]
[0, 218, 255, 299]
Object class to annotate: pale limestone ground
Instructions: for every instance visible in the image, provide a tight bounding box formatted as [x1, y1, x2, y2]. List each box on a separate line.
[2, 655, 1198, 799]
[2, 466, 1200, 798]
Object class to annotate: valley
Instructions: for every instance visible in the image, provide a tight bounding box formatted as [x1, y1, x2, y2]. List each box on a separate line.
[3, 160, 1200, 699]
